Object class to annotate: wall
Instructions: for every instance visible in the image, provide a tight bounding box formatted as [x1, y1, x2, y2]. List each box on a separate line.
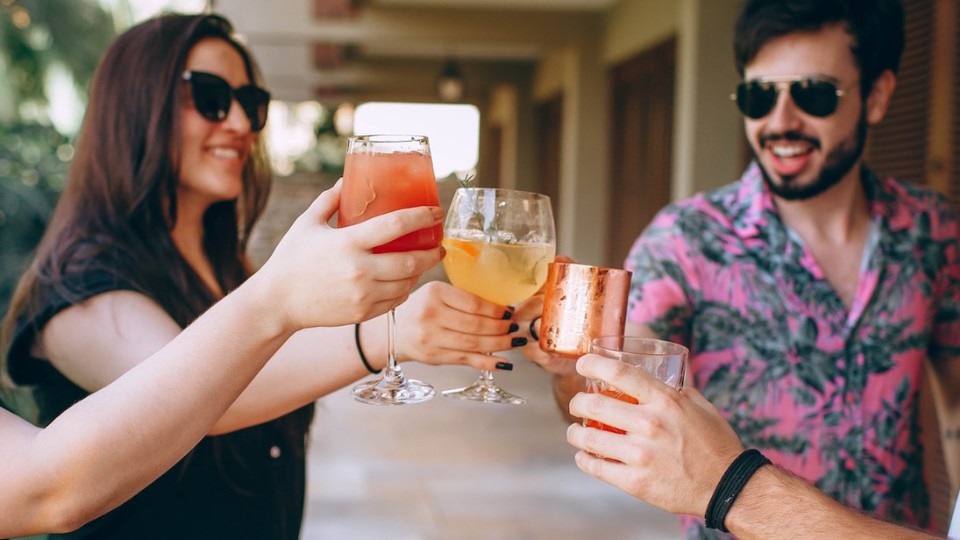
[673, 0, 743, 199]
[603, 0, 678, 65]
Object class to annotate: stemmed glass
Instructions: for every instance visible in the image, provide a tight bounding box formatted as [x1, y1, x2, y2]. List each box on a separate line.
[338, 134, 442, 405]
[441, 188, 556, 404]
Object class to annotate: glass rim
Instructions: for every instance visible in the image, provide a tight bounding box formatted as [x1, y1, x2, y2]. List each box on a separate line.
[590, 335, 688, 357]
[454, 187, 551, 201]
[349, 134, 428, 143]
[548, 261, 630, 275]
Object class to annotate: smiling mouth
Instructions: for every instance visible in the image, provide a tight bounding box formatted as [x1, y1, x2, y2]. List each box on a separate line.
[210, 147, 242, 160]
[770, 144, 811, 158]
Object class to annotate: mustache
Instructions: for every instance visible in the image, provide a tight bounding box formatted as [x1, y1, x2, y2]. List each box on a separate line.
[759, 131, 821, 149]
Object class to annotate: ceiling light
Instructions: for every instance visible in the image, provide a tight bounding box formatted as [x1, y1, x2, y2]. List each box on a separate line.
[436, 60, 466, 102]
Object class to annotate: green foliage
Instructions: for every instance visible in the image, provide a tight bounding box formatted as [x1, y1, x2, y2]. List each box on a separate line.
[0, 122, 70, 314]
[1, 0, 117, 111]
[0, 0, 117, 316]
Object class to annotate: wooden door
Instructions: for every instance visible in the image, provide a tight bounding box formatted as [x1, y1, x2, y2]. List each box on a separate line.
[607, 37, 676, 268]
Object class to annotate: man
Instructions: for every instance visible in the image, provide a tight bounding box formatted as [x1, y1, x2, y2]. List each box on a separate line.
[530, 0, 960, 536]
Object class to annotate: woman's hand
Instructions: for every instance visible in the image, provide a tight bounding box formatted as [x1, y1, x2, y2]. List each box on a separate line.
[253, 180, 445, 331]
[392, 281, 524, 370]
[512, 254, 581, 376]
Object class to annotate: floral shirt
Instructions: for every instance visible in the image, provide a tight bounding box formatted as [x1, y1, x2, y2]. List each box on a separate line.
[625, 163, 960, 539]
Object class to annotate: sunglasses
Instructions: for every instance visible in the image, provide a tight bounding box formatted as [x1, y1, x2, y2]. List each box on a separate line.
[731, 76, 846, 119]
[182, 70, 270, 132]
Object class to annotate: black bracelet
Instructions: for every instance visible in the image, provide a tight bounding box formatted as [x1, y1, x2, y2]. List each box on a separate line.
[354, 322, 381, 374]
[704, 448, 771, 532]
[529, 316, 542, 341]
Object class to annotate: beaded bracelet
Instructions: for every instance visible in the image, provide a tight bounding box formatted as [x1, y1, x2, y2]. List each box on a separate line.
[704, 448, 771, 532]
[354, 322, 382, 374]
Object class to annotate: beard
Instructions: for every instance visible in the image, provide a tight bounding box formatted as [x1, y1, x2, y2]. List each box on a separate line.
[752, 111, 868, 201]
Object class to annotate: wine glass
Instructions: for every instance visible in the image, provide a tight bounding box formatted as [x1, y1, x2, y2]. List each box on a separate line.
[441, 187, 556, 404]
[338, 134, 442, 405]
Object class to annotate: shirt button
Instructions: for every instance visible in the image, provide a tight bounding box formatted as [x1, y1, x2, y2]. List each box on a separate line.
[269, 445, 282, 459]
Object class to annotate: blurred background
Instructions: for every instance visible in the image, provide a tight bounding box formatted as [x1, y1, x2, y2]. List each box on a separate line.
[4, 0, 957, 313]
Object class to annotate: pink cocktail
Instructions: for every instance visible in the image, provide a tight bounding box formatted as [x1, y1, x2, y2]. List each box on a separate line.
[337, 134, 440, 406]
[339, 146, 442, 253]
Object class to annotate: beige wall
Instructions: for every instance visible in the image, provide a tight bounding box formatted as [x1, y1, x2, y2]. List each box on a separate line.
[603, 0, 679, 65]
[528, 0, 743, 262]
[487, 84, 520, 189]
[674, 0, 744, 199]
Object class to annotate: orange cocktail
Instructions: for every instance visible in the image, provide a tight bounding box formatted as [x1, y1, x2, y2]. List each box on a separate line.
[584, 388, 638, 434]
[339, 145, 442, 253]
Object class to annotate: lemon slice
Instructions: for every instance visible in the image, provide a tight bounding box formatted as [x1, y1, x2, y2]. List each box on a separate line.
[442, 238, 481, 258]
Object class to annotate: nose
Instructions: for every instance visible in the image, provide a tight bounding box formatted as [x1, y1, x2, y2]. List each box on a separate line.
[763, 83, 803, 133]
[222, 97, 252, 133]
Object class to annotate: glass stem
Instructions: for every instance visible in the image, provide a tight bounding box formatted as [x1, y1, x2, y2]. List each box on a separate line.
[382, 308, 405, 384]
[479, 369, 494, 385]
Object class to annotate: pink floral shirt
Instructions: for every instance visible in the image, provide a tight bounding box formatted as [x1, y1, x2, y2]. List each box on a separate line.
[625, 163, 960, 539]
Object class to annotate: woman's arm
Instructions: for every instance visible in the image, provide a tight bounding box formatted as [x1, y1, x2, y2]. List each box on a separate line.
[0, 281, 292, 535]
[36, 181, 520, 435]
[0, 185, 444, 535]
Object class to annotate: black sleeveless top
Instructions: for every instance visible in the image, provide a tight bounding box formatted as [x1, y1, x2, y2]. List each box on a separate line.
[6, 263, 314, 540]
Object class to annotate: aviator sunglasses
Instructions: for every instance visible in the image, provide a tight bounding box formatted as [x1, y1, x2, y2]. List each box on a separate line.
[732, 76, 846, 119]
[182, 70, 270, 132]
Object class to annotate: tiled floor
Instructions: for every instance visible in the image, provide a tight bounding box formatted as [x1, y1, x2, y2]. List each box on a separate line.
[302, 351, 681, 539]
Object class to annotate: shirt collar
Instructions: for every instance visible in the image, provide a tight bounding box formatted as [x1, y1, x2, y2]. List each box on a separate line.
[732, 162, 890, 240]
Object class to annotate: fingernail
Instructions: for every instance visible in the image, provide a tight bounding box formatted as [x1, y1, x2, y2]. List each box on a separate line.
[495, 362, 514, 371]
[511, 337, 528, 347]
[508, 323, 519, 333]
[502, 309, 513, 320]
[439, 246, 447, 258]
[430, 207, 444, 220]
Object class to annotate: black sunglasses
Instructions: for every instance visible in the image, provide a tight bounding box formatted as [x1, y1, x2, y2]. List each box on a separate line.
[731, 76, 846, 119]
[182, 70, 270, 132]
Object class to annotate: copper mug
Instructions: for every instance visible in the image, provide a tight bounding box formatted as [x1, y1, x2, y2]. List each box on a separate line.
[539, 262, 632, 357]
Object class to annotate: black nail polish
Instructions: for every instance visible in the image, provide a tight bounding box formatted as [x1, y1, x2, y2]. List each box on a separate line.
[495, 362, 514, 371]
[511, 337, 528, 347]
[508, 323, 519, 333]
[502, 310, 513, 320]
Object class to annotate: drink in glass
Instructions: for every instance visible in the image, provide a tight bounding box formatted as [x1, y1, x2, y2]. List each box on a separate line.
[584, 336, 686, 433]
[338, 134, 441, 405]
[538, 262, 632, 358]
[339, 145, 442, 253]
[441, 188, 556, 405]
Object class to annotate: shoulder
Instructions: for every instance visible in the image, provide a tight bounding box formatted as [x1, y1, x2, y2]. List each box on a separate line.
[39, 290, 175, 357]
[642, 182, 741, 241]
[876, 176, 959, 235]
[32, 289, 180, 392]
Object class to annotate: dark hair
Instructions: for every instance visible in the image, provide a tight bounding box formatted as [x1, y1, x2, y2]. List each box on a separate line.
[734, 0, 905, 97]
[1, 13, 271, 397]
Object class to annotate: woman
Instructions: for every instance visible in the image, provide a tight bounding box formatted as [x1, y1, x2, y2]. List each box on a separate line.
[0, 183, 444, 537]
[1, 13, 521, 539]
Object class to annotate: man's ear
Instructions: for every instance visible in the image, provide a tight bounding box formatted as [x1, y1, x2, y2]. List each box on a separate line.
[866, 70, 896, 125]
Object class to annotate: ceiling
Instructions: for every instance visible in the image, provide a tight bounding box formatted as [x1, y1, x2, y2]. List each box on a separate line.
[373, 0, 617, 9]
[218, 0, 616, 103]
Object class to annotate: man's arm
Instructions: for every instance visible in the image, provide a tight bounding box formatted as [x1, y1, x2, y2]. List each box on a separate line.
[726, 466, 941, 540]
[566, 354, 945, 540]
[930, 356, 960, 496]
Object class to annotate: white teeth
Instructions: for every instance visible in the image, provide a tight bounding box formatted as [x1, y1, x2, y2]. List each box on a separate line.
[210, 147, 241, 159]
[771, 145, 807, 158]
